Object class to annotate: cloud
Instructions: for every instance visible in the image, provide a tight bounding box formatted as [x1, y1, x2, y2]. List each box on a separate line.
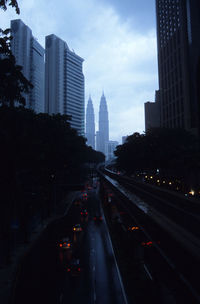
[0, 0, 158, 144]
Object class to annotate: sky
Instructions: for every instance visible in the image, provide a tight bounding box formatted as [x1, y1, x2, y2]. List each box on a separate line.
[1, 0, 158, 144]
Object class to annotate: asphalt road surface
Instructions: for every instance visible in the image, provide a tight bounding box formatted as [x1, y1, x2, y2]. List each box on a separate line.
[13, 183, 128, 304]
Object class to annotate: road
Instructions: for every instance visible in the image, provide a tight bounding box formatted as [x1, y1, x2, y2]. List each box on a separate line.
[13, 182, 128, 304]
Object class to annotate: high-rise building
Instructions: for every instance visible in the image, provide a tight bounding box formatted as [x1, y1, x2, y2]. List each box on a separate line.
[11, 19, 45, 113]
[156, 0, 200, 136]
[45, 34, 85, 135]
[86, 96, 95, 149]
[144, 90, 161, 131]
[105, 141, 118, 160]
[96, 93, 109, 155]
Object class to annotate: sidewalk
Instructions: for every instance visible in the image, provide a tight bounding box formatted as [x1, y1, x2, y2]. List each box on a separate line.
[0, 191, 79, 304]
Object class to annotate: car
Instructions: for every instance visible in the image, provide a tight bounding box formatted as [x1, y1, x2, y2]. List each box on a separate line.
[80, 209, 88, 217]
[58, 237, 72, 250]
[81, 191, 88, 201]
[66, 258, 82, 276]
[94, 215, 103, 223]
[73, 224, 83, 232]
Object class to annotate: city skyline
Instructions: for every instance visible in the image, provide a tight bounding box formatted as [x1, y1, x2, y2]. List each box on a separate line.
[0, 0, 158, 143]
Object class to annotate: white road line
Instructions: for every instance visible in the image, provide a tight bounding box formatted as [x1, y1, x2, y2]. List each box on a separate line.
[143, 264, 153, 281]
[101, 207, 129, 304]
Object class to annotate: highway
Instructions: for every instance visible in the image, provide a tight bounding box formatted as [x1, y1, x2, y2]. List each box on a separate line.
[13, 181, 128, 304]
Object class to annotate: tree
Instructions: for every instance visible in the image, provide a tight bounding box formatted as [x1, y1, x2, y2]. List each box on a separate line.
[0, 0, 19, 13]
[115, 128, 198, 179]
[0, 0, 33, 106]
[0, 56, 33, 106]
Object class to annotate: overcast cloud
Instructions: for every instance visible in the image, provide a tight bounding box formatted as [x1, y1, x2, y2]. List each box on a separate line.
[0, 0, 158, 143]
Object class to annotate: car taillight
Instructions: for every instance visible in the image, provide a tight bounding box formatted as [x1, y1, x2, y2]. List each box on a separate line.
[67, 268, 71, 272]
[78, 268, 81, 272]
[59, 243, 63, 247]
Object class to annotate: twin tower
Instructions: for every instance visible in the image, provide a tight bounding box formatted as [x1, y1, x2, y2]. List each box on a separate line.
[86, 93, 109, 155]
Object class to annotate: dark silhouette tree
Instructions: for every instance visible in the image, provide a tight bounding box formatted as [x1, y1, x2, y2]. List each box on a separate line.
[115, 128, 198, 182]
[0, 0, 19, 13]
[0, 56, 33, 106]
[0, 0, 33, 107]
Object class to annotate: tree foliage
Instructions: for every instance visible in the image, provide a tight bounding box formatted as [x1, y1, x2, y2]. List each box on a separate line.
[0, 0, 33, 107]
[0, 56, 33, 106]
[115, 128, 199, 178]
[0, 0, 19, 14]
[0, 106, 103, 186]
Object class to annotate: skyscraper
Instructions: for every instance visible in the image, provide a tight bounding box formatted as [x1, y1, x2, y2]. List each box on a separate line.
[86, 96, 95, 149]
[11, 19, 45, 113]
[144, 90, 161, 131]
[96, 93, 109, 155]
[156, 0, 200, 136]
[45, 34, 85, 135]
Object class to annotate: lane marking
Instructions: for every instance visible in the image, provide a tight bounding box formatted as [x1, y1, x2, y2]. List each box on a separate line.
[143, 264, 153, 281]
[102, 208, 129, 304]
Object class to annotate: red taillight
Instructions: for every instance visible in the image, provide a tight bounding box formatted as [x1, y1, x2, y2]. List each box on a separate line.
[78, 268, 81, 272]
[81, 212, 83, 215]
[67, 268, 71, 272]
[59, 243, 63, 247]
[141, 241, 153, 247]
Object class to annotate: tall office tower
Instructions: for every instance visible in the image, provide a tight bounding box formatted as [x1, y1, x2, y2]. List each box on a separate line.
[86, 96, 95, 149]
[97, 93, 109, 155]
[45, 34, 85, 135]
[105, 141, 118, 160]
[11, 19, 45, 113]
[156, 0, 200, 136]
[144, 90, 161, 131]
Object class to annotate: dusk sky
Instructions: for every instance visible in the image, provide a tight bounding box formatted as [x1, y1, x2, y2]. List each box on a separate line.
[1, 0, 158, 143]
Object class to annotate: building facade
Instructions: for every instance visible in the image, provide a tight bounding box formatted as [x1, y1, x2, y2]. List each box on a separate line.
[11, 19, 45, 113]
[105, 141, 118, 160]
[45, 34, 85, 135]
[144, 90, 161, 131]
[96, 93, 109, 155]
[156, 0, 200, 136]
[85, 96, 95, 149]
